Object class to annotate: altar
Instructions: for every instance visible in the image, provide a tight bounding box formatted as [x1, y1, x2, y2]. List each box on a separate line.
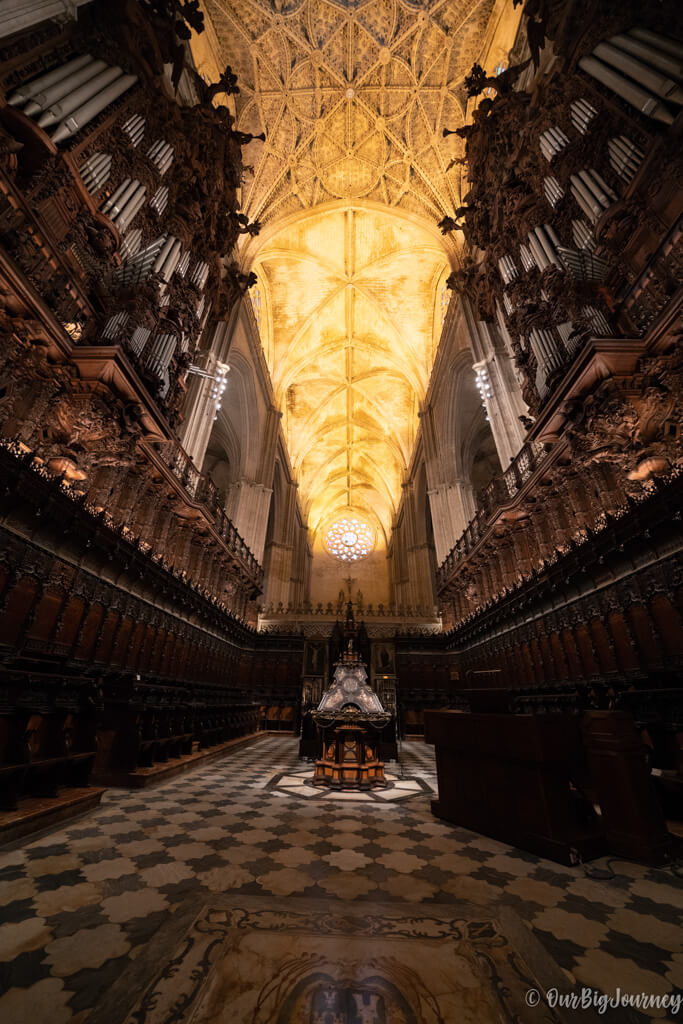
[312, 642, 391, 789]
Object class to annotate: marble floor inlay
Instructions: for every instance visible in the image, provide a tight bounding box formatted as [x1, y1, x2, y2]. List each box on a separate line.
[264, 764, 433, 802]
[0, 736, 681, 1024]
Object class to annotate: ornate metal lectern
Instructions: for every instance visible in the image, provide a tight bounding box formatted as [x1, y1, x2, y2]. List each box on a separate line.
[312, 642, 391, 788]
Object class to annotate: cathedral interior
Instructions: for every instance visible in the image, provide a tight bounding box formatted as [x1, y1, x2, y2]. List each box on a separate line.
[0, 0, 682, 1021]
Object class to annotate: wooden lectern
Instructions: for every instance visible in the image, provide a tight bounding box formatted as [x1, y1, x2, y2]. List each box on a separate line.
[425, 710, 606, 865]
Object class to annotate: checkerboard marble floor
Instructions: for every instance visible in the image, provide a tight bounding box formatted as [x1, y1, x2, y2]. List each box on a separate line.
[1, 735, 681, 1023]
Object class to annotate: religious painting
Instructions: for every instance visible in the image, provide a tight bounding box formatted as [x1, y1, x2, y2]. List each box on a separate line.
[304, 642, 325, 676]
[373, 643, 395, 674]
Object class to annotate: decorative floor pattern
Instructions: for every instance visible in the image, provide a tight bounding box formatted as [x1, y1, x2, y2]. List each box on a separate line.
[264, 764, 432, 802]
[0, 736, 681, 1024]
[120, 898, 580, 1024]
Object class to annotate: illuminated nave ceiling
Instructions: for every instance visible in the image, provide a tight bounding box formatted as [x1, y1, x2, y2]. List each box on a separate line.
[194, 0, 502, 543]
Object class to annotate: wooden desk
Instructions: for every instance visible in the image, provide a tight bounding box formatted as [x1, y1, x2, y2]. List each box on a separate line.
[425, 710, 605, 864]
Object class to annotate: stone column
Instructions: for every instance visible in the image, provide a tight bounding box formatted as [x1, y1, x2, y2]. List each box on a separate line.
[420, 405, 476, 565]
[224, 480, 272, 564]
[425, 482, 475, 567]
[264, 541, 294, 608]
[262, 479, 302, 608]
[225, 404, 283, 563]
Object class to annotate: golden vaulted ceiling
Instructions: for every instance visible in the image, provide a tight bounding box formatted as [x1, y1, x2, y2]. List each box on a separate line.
[193, 0, 505, 547]
[252, 205, 449, 538]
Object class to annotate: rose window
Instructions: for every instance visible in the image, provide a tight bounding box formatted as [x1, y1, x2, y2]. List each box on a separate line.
[324, 516, 374, 562]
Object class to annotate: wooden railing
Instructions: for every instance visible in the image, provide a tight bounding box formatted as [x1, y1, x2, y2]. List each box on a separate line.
[150, 439, 263, 586]
[437, 438, 549, 589]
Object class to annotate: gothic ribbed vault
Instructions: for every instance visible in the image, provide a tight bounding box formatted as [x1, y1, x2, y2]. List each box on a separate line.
[196, 0, 499, 226]
[251, 203, 449, 540]
[192, 0, 505, 547]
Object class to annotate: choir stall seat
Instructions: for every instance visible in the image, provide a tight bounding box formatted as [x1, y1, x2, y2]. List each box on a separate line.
[0, 673, 99, 815]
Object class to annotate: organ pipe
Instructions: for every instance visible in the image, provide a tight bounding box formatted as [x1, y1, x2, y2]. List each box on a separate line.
[570, 98, 598, 133]
[101, 311, 129, 340]
[572, 219, 595, 251]
[23, 58, 108, 116]
[153, 236, 175, 274]
[527, 232, 549, 269]
[105, 179, 139, 219]
[37, 66, 124, 128]
[115, 185, 147, 232]
[630, 28, 683, 61]
[593, 42, 683, 105]
[534, 224, 561, 266]
[608, 136, 644, 182]
[157, 149, 174, 175]
[80, 152, 112, 193]
[609, 34, 682, 79]
[102, 178, 132, 214]
[128, 327, 151, 357]
[120, 228, 142, 261]
[7, 54, 93, 106]
[159, 239, 182, 281]
[121, 114, 145, 146]
[570, 174, 603, 222]
[579, 55, 674, 124]
[519, 244, 535, 272]
[51, 73, 138, 144]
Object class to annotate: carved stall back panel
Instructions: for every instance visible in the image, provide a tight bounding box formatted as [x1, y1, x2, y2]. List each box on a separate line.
[25, 588, 63, 644]
[93, 609, 120, 665]
[53, 596, 86, 651]
[74, 603, 105, 662]
[0, 577, 38, 645]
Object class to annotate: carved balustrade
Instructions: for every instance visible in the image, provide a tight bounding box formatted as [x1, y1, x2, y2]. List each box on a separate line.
[147, 439, 263, 586]
[437, 438, 552, 589]
[441, 471, 683, 684]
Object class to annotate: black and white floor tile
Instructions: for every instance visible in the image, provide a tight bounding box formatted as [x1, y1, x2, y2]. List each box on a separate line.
[0, 736, 681, 1023]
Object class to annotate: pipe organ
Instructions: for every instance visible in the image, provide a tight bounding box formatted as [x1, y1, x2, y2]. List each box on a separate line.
[437, 3, 682, 648]
[0, 0, 268, 833]
[579, 27, 683, 125]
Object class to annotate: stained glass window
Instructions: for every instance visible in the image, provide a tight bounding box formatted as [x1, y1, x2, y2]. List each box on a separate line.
[324, 516, 374, 562]
[250, 280, 262, 335]
[484, 61, 507, 98]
